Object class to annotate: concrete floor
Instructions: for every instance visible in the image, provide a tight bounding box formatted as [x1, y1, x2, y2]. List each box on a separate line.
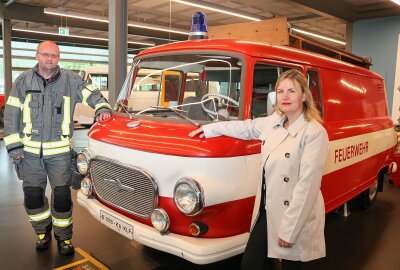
[1, 129, 400, 270]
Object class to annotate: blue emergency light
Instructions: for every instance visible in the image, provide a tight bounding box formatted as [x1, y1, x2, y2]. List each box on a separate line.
[189, 12, 208, 40]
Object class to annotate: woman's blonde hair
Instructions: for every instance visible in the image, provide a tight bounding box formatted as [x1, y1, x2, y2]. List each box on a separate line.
[274, 69, 322, 123]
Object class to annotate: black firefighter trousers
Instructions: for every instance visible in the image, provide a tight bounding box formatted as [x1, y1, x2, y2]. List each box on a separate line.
[15, 152, 73, 241]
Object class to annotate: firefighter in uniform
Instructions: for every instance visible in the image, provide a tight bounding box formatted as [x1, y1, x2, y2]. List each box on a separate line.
[3, 41, 112, 255]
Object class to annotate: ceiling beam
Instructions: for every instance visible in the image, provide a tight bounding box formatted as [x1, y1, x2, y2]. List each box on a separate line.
[289, 0, 356, 22]
[5, 3, 186, 43]
[0, 28, 147, 52]
[355, 5, 400, 20]
[4, 0, 15, 7]
[287, 14, 321, 22]
[8, 3, 108, 30]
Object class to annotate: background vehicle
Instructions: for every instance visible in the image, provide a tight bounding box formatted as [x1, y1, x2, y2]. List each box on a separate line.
[74, 65, 112, 125]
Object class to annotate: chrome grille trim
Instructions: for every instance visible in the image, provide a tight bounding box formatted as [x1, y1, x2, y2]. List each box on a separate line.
[89, 156, 158, 218]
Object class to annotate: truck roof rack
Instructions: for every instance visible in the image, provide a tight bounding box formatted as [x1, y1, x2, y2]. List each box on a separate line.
[208, 17, 371, 69]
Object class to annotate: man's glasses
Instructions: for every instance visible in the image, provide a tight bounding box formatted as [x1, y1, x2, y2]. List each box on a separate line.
[37, 52, 59, 59]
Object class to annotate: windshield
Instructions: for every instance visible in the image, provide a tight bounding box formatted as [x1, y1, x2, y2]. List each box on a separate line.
[116, 53, 243, 122]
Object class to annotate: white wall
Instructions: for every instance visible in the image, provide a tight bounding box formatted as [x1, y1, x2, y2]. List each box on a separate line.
[392, 34, 400, 125]
[353, 16, 400, 121]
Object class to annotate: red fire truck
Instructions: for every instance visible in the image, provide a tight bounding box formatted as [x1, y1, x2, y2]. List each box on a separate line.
[76, 18, 398, 264]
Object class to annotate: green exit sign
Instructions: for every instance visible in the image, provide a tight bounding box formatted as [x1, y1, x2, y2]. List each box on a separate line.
[58, 27, 70, 35]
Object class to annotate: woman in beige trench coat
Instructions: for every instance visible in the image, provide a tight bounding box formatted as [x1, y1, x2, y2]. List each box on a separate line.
[189, 69, 329, 270]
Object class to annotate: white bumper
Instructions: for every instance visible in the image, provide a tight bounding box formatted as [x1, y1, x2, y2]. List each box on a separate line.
[77, 191, 249, 264]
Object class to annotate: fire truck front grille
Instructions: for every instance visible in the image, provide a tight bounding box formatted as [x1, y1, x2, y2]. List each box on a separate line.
[89, 157, 158, 218]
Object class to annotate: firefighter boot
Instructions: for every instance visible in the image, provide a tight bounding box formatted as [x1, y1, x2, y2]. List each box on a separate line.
[36, 233, 51, 250]
[57, 239, 74, 255]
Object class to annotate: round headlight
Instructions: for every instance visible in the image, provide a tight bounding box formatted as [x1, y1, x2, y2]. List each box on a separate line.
[77, 149, 91, 175]
[174, 177, 204, 216]
[151, 208, 170, 233]
[81, 177, 93, 196]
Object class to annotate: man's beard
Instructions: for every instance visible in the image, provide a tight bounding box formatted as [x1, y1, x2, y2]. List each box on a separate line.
[43, 64, 56, 73]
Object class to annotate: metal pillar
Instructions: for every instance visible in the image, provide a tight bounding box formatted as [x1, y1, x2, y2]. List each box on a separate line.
[1, 6, 12, 100]
[108, 0, 128, 107]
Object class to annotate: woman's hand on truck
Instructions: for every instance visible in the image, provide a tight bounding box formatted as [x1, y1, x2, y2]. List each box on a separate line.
[189, 127, 205, 138]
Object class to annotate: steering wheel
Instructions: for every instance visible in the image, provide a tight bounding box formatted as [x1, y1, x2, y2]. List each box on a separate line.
[201, 93, 239, 119]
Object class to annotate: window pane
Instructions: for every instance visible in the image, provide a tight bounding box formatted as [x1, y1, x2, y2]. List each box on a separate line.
[307, 70, 323, 115]
[251, 64, 293, 118]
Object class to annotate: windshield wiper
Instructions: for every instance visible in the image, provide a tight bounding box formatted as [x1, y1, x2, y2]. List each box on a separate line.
[149, 106, 201, 127]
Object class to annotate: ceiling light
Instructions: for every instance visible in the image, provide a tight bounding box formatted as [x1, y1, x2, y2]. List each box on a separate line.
[127, 22, 188, 35]
[171, 0, 264, 21]
[44, 8, 108, 23]
[391, 0, 400, 5]
[12, 27, 155, 46]
[291, 27, 346, 45]
[44, 7, 189, 35]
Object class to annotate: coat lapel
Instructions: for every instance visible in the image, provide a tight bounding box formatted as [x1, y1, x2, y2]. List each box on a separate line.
[265, 128, 289, 153]
[286, 114, 307, 137]
[263, 114, 289, 153]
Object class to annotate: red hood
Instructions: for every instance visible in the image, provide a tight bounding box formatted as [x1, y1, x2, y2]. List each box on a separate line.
[88, 115, 247, 157]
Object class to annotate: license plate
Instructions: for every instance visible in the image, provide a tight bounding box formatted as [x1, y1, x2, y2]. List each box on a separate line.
[100, 210, 134, 240]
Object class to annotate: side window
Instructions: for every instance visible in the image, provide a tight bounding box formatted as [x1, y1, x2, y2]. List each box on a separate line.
[183, 72, 199, 100]
[251, 64, 292, 119]
[306, 70, 323, 115]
